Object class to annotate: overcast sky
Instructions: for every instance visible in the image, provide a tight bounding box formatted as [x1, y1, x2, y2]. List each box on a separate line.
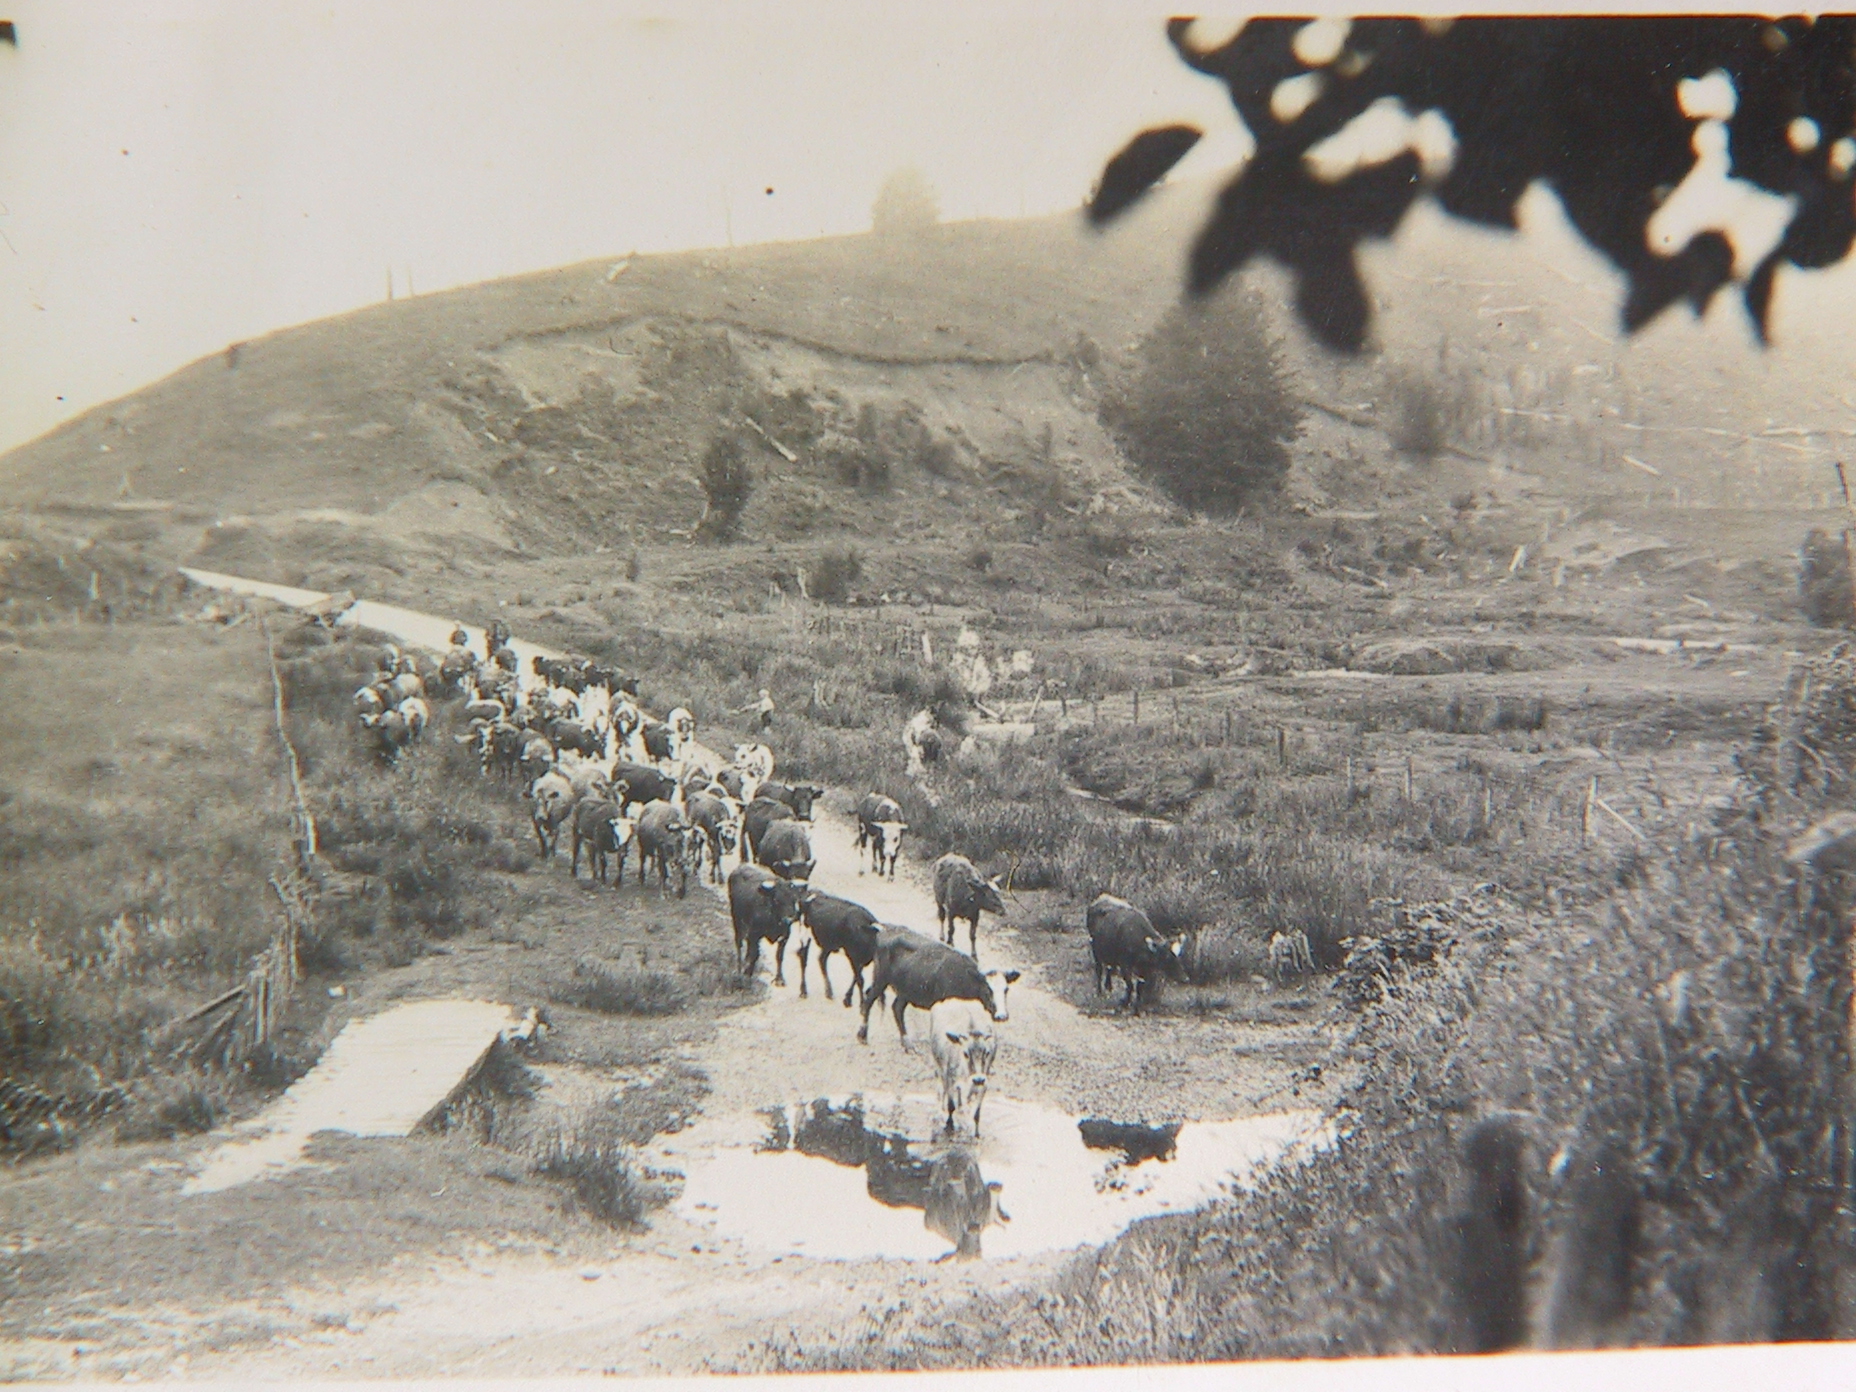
[1, 2, 1848, 459]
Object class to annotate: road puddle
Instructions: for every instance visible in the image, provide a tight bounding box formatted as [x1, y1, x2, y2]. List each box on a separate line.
[666, 1095, 1325, 1262]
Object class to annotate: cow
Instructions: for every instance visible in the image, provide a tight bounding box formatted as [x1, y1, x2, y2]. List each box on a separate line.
[438, 646, 475, 695]
[611, 761, 680, 814]
[667, 706, 697, 742]
[715, 767, 750, 803]
[932, 854, 1007, 957]
[903, 709, 943, 775]
[370, 707, 413, 761]
[685, 791, 740, 884]
[462, 695, 505, 726]
[398, 696, 430, 739]
[549, 717, 604, 760]
[557, 754, 612, 803]
[635, 800, 695, 897]
[929, 1000, 998, 1137]
[757, 781, 823, 821]
[1086, 893, 1186, 1012]
[491, 643, 520, 674]
[1269, 929, 1316, 982]
[488, 720, 526, 780]
[727, 862, 810, 985]
[386, 670, 424, 705]
[570, 798, 635, 884]
[354, 684, 386, 721]
[733, 742, 775, 783]
[518, 733, 555, 786]
[855, 793, 908, 877]
[756, 819, 815, 884]
[740, 796, 794, 864]
[488, 618, 513, 652]
[639, 719, 679, 766]
[609, 698, 642, 748]
[526, 770, 578, 860]
[796, 891, 881, 1009]
[858, 925, 1019, 1045]
[922, 1148, 1007, 1262]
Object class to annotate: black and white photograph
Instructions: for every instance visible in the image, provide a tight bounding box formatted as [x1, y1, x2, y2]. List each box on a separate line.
[4, 4, 1856, 1383]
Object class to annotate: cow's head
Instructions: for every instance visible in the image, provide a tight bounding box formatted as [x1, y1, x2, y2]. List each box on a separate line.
[758, 874, 808, 928]
[981, 968, 1022, 1023]
[877, 820, 908, 853]
[774, 858, 816, 886]
[606, 814, 637, 847]
[786, 785, 824, 820]
[716, 820, 740, 853]
[975, 875, 1008, 917]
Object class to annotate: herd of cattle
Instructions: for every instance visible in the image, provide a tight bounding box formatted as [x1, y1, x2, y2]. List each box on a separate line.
[348, 623, 1223, 1138]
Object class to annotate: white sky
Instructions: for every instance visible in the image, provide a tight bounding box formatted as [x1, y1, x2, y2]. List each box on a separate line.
[0, 2, 1842, 458]
[0, 1, 1257, 455]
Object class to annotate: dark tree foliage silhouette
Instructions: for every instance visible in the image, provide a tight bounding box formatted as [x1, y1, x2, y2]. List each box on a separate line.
[1090, 16, 1856, 350]
[1102, 286, 1301, 513]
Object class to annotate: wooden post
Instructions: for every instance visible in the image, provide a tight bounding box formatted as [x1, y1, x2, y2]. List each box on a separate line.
[1484, 779, 1493, 828]
[1582, 776, 1598, 844]
[1171, 694, 1180, 731]
[1278, 727, 1287, 768]
[1092, 697, 1100, 726]
[1346, 755, 1355, 800]
[1404, 754, 1414, 801]
[1837, 462, 1856, 627]
[1133, 688, 1141, 724]
[1224, 710, 1233, 743]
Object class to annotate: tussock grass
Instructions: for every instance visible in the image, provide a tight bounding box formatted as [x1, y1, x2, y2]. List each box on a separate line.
[550, 958, 690, 1017]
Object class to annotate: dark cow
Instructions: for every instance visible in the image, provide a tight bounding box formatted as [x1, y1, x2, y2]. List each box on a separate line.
[797, 891, 881, 1009]
[635, 800, 695, 897]
[740, 795, 795, 863]
[932, 854, 1007, 957]
[492, 643, 520, 673]
[549, 717, 605, 760]
[570, 798, 635, 884]
[488, 618, 513, 651]
[727, 862, 810, 985]
[685, 791, 740, 885]
[438, 647, 475, 695]
[756, 820, 815, 884]
[756, 781, 823, 821]
[611, 761, 680, 813]
[855, 793, 908, 878]
[715, 767, 749, 802]
[1085, 893, 1186, 1012]
[858, 925, 1019, 1045]
[640, 719, 677, 764]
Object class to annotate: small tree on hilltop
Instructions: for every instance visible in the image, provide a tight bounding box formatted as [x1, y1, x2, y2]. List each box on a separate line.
[872, 166, 940, 235]
[696, 432, 753, 541]
[1102, 285, 1302, 514]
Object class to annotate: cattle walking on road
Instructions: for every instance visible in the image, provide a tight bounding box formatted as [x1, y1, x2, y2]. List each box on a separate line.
[796, 891, 882, 1009]
[1086, 893, 1186, 1012]
[756, 819, 816, 885]
[932, 854, 1006, 958]
[859, 925, 1018, 1045]
[929, 999, 998, 1137]
[727, 862, 810, 986]
[855, 793, 908, 877]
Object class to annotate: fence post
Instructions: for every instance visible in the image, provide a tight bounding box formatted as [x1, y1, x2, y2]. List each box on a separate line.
[1346, 756, 1355, 800]
[1277, 727, 1287, 769]
[1224, 709, 1233, 744]
[1171, 694, 1180, 731]
[1582, 776, 1598, 844]
[1405, 754, 1414, 801]
[1133, 688, 1141, 724]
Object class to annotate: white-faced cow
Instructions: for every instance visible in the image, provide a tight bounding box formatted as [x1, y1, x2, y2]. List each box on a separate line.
[858, 925, 1019, 1045]
[929, 999, 998, 1137]
[796, 891, 881, 1009]
[733, 742, 775, 785]
[756, 781, 824, 822]
[570, 798, 636, 884]
[727, 862, 810, 986]
[932, 854, 1006, 958]
[685, 791, 741, 884]
[855, 793, 908, 878]
[1086, 893, 1186, 1012]
[526, 769, 578, 860]
[740, 796, 795, 864]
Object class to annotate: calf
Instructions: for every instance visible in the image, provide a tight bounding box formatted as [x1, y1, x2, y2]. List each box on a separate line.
[757, 781, 823, 821]
[797, 891, 881, 1009]
[929, 1000, 998, 1137]
[755, 819, 815, 884]
[1086, 893, 1186, 1012]
[859, 925, 1019, 1045]
[526, 770, 578, 860]
[570, 798, 635, 884]
[727, 862, 810, 985]
[855, 793, 908, 877]
[635, 800, 695, 897]
[932, 854, 1007, 958]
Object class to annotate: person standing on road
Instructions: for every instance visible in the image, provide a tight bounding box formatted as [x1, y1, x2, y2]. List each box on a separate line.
[738, 688, 775, 733]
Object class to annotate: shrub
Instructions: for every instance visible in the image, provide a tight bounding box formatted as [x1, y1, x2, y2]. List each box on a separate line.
[697, 432, 753, 541]
[1100, 283, 1302, 513]
[533, 1122, 662, 1229]
[966, 545, 994, 574]
[1386, 365, 1453, 460]
[550, 959, 690, 1016]
[807, 546, 863, 603]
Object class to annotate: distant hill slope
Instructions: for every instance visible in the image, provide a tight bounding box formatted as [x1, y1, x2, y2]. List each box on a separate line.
[5, 181, 1849, 583]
